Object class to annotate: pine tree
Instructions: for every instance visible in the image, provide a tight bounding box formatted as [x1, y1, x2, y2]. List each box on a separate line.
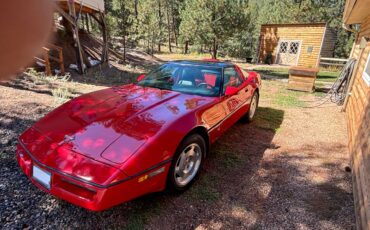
[112, 0, 132, 63]
[179, 0, 247, 58]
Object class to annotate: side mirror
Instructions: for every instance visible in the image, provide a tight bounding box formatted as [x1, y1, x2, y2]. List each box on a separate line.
[225, 86, 239, 96]
[137, 74, 145, 82]
[246, 71, 258, 84]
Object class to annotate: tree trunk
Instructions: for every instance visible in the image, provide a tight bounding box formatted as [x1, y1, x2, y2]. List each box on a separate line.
[86, 13, 90, 33]
[212, 38, 217, 59]
[158, 0, 162, 53]
[134, 0, 138, 18]
[151, 32, 154, 56]
[167, 5, 172, 53]
[184, 41, 189, 54]
[147, 38, 150, 54]
[170, 0, 178, 47]
[122, 35, 126, 63]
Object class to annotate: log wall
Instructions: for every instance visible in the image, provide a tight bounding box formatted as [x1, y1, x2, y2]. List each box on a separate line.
[345, 14, 370, 230]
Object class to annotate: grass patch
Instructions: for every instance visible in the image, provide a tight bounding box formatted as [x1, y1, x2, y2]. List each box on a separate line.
[214, 146, 243, 169]
[254, 67, 289, 79]
[253, 67, 340, 83]
[314, 90, 327, 98]
[187, 174, 221, 203]
[316, 71, 339, 82]
[261, 81, 307, 108]
[124, 199, 162, 230]
[23, 68, 79, 105]
[254, 107, 284, 131]
[275, 91, 306, 107]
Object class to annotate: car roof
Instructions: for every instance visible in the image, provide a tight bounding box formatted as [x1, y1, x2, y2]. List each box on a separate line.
[168, 60, 235, 68]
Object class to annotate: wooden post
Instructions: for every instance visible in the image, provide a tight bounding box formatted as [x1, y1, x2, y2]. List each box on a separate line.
[43, 47, 52, 76]
[58, 48, 65, 75]
[100, 12, 109, 63]
[68, 0, 85, 74]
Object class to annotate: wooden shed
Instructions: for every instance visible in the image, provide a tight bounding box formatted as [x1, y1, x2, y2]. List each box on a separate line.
[257, 23, 336, 68]
[342, 0, 370, 229]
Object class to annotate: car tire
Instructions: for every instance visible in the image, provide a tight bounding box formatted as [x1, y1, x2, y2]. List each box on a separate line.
[167, 134, 206, 192]
[244, 92, 259, 122]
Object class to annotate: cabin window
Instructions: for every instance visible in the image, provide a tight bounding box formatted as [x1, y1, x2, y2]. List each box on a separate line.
[279, 42, 288, 53]
[289, 42, 300, 54]
[363, 53, 370, 86]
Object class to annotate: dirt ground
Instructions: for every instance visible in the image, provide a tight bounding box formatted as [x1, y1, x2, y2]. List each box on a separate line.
[0, 55, 355, 229]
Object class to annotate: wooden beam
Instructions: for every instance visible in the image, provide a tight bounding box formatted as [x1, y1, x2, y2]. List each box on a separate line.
[99, 12, 109, 63]
[90, 12, 109, 63]
[85, 13, 90, 33]
[68, 0, 85, 74]
[55, 4, 76, 27]
[42, 48, 52, 76]
[89, 13, 103, 26]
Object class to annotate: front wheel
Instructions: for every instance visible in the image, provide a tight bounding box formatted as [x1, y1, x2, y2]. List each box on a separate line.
[244, 92, 259, 122]
[167, 134, 205, 191]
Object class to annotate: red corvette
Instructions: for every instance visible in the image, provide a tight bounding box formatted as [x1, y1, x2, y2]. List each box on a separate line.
[17, 60, 261, 211]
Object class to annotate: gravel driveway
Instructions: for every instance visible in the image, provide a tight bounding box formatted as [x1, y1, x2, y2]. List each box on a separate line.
[0, 76, 355, 229]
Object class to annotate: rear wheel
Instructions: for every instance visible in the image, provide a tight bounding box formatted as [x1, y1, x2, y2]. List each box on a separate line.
[167, 134, 205, 191]
[244, 92, 259, 122]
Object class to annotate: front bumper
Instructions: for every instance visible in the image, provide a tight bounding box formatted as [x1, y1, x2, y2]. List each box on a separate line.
[16, 144, 170, 211]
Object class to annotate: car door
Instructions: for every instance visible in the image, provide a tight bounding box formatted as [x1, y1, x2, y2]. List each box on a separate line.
[219, 66, 251, 131]
[202, 65, 253, 141]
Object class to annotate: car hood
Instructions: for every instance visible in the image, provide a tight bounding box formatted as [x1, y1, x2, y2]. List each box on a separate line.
[25, 84, 213, 167]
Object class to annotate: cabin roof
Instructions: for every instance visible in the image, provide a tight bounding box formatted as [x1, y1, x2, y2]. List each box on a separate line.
[343, 0, 370, 25]
[57, 0, 105, 13]
[261, 22, 327, 28]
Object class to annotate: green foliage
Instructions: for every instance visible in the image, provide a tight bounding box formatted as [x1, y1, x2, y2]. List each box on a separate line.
[103, 0, 354, 59]
[179, 0, 247, 57]
[111, 0, 132, 37]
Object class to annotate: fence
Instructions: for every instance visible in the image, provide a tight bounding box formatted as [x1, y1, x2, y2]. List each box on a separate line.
[319, 57, 348, 71]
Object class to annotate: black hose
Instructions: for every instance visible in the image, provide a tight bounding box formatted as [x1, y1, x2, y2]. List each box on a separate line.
[303, 58, 357, 108]
[331, 58, 356, 105]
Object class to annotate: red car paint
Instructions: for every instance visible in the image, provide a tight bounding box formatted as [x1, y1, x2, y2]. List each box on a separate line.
[17, 61, 261, 211]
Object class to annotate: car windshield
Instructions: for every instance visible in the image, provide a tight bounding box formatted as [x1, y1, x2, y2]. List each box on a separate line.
[137, 63, 222, 97]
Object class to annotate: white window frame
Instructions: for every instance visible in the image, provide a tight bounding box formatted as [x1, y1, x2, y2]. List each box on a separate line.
[362, 53, 370, 86]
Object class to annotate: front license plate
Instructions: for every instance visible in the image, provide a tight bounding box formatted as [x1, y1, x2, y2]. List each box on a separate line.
[32, 165, 51, 190]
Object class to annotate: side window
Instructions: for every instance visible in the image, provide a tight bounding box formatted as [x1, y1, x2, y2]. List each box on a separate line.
[223, 67, 243, 93]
